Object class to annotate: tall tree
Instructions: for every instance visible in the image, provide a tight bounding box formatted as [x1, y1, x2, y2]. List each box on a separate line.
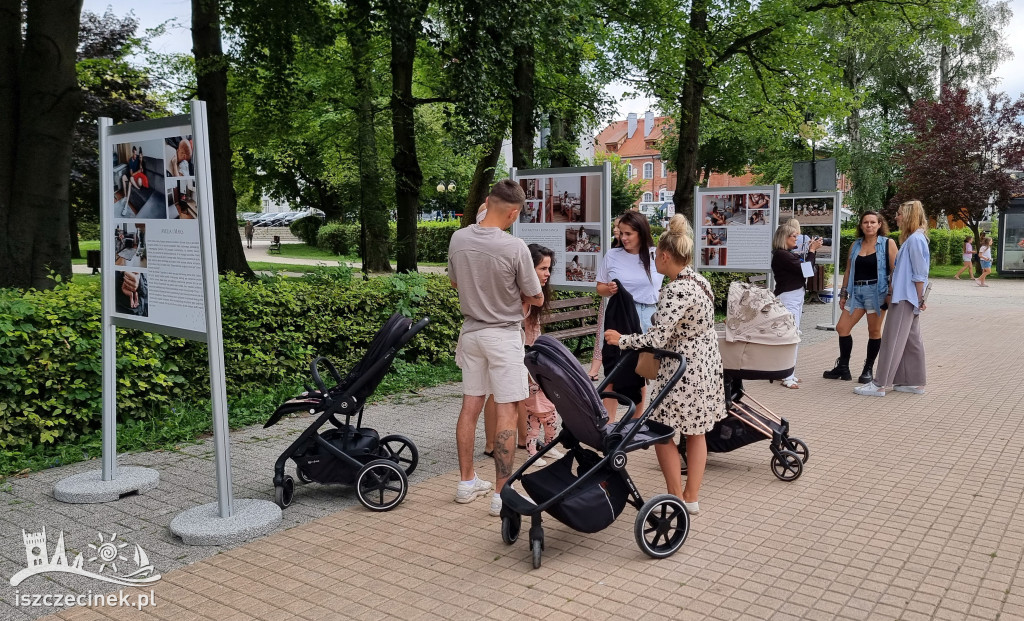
[192, 0, 253, 277]
[894, 87, 1024, 248]
[0, 0, 84, 289]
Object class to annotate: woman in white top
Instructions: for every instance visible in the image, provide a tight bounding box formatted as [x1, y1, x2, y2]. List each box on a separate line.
[596, 210, 664, 332]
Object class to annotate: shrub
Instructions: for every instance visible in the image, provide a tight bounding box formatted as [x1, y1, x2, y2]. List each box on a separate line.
[0, 273, 462, 450]
[76, 222, 100, 241]
[317, 221, 458, 262]
[290, 216, 323, 246]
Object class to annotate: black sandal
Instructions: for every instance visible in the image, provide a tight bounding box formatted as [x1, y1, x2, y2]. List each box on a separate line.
[483, 450, 494, 458]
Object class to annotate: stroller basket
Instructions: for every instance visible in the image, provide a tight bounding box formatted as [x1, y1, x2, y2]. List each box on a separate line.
[521, 453, 629, 534]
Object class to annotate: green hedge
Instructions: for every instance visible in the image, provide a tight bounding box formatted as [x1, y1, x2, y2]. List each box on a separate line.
[77, 222, 100, 241]
[289, 216, 323, 246]
[317, 221, 458, 262]
[0, 272, 461, 450]
[836, 227, 975, 269]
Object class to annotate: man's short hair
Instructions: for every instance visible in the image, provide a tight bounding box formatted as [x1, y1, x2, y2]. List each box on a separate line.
[488, 179, 526, 207]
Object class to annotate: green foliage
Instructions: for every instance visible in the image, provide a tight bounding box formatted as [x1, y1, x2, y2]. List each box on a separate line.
[76, 223, 100, 242]
[595, 151, 643, 215]
[289, 216, 323, 246]
[834, 228, 976, 270]
[317, 221, 459, 263]
[0, 273, 462, 450]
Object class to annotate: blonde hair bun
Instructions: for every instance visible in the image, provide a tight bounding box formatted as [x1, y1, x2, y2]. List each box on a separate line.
[667, 214, 692, 237]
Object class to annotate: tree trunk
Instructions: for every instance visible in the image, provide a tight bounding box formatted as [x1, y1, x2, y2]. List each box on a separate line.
[388, 0, 427, 273]
[1, 0, 83, 289]
[511, 44, 535, 169]
[68, 202, 80, 258]
[192, 0, 253, 278]
[671, 1, 708, 215]
[939, 44, 950, 93]
[345, 0, 390, 273]
[461, 134, 504, 227]
[548, 111, 571, 168]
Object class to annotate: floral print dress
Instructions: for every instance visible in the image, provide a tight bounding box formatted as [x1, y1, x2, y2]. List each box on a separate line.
[618, 267, 726, 440]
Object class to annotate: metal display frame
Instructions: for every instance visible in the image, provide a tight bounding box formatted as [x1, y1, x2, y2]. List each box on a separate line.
[779, 191, 844, 329]
[693, 184, 780, 276]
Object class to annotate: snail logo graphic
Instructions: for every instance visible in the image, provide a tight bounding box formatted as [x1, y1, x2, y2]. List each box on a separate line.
[10, 528, 161, 588]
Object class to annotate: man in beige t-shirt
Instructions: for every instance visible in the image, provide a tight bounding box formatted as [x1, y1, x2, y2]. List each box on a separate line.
[448, 179, 542, 516]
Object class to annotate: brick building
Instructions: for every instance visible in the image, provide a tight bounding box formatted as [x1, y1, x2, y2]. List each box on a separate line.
[595, 111, 676, 206]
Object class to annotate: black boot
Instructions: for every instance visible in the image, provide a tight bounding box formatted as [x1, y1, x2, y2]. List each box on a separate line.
[859, 338, 881, 384]
[823, 335, 853, 380]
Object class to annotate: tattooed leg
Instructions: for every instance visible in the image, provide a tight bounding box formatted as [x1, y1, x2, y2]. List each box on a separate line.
[493, 401, 519, 491]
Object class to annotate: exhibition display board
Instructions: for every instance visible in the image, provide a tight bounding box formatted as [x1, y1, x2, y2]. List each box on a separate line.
[779, 192, 842, 265]
[694, 185, 779, 272]
[511, 163, 611, 291]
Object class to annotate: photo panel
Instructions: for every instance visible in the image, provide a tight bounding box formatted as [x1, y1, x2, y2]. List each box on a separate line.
[565, 254, 597, 282]
[779, 198, 795, 223]
[747, 208, 770, 225]
[701, 227, 728, 247]
[167, 178, 198, 220]
[792, 196, 834, 225]
[565, 225, 601, 253]
[164, 135, 195, 178]
[701, 247, 727, 267]
[113, 222, 147, 269]
[801, 226, 834, 261]
[701, 193, 747, 227]
[112, 138, 166, 220]
[113, 269, 149, 318]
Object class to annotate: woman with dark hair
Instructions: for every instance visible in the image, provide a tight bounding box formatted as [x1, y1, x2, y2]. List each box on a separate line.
[823, 211, 898, 383]
[521, 244, 562, 464]
[596, 210, 663, 419]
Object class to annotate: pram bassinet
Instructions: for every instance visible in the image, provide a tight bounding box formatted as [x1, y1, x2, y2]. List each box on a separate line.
[499, 335, 691, 569]
[680, 283, 809, 481]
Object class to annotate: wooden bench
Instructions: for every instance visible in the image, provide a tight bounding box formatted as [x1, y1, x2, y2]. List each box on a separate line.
[540, 296, 600, 355]
[268, 235, 282, 254]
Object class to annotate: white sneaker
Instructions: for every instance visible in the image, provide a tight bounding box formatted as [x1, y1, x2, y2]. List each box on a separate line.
[528, 456, 547, 468]
[854, 382, 886, 397]
[682, 500, 700, 515]
[546, 446, 565, 460]
[455, 476, 492, 503]
[489, 494, 502, 516]
[893, 385, 925, 394]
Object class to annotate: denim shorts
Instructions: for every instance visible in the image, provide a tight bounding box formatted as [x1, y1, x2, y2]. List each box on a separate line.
[981, 260, 992, 269]
[847, 283, 882, 314]
[635, 302, 657, 333]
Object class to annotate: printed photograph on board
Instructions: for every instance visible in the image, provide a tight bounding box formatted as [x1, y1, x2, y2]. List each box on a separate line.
[520, 199, 543, 223]
[701, 194, 746, 226]
[800, 226, 834, 261]
[519, 174, 602, 224]
[701, 247, 728, 267]
[113, 222, 147, 268]
[167, 178, 198, 219]
[565, 225, 601, 253]
[114, 270, 149, 317]
[701, 227, 727, 246]
[779, 198, 795, 222]
[565, 254, 597, 282]
[165, 135, 194, 177]
[112, 139, 166, 219]
[790, 196, 834, 225]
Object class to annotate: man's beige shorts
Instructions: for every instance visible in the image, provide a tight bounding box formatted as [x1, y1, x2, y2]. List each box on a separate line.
[456, 327, 529, 403]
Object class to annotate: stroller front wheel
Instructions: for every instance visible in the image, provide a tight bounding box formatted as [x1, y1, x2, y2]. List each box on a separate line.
[634, 494, 690, 559]
[770, 450, 803, 481]
[356, 459, 409, 511]
[501, 513, 521, 545]
[274, 475, 294, 509]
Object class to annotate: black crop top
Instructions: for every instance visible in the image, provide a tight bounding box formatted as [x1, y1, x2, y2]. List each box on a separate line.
[854, 252, 878, 281]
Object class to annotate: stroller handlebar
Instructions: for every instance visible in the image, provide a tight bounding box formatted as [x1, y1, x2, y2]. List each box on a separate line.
[310, 357, 342, 396]
[606, 347, 687, 438]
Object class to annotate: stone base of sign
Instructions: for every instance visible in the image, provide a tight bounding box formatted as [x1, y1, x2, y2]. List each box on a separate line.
[53, 466, 160, 503]
[170, 499, 282, 545]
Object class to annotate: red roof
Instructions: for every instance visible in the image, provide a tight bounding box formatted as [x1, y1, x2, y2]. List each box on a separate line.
[595, 116, 670, 158]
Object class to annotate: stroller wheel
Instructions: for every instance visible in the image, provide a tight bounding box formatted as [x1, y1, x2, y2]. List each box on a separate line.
[634, 494, 690, 559]
[275, 475, 294, 509]
[770, 450, 804, 481]
[501, 513, 521, 545]
[296, 468, 313, 484]
[379, 434, 419, 476]
[355, 459, 408, 511]
[531, 539, 543, 569]
[787, 437, 810, 464]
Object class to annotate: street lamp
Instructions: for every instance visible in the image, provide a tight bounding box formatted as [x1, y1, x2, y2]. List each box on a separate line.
[436, 180, 456, 220]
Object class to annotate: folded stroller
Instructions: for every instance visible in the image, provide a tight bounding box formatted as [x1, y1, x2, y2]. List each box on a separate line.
[680, 283, 809, 481]
[264, 313, 429, 511]
[499, 335, 689, 569]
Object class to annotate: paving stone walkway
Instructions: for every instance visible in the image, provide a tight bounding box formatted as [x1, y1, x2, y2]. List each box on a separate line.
[0, 278, 1019, 620]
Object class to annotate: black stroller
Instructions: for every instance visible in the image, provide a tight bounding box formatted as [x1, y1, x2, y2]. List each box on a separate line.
[499, 335, 689, 569]
[680, 348, 810, 482]
[265, 313, 429, 511]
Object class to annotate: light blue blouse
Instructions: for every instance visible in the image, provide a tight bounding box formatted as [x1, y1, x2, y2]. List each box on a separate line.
[890, 229, 930, 311]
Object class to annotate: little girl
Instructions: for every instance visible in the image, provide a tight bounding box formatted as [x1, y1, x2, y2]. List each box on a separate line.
[954, 235, 975, 280]
[978, 237, 993, 287]
[523, 243, 562, 466]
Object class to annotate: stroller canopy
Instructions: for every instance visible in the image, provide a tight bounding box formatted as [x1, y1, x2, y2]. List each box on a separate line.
[525, 336, 608, 451]
[724, 282, 800, 345]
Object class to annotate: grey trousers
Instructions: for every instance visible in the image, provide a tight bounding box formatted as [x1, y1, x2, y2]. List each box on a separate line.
[874, 300, 926, 388]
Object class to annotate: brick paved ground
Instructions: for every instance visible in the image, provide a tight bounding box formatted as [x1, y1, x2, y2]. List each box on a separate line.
[1, 278, 1019, 620]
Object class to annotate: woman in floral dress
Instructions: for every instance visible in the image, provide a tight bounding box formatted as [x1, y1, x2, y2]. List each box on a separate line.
[605, 214, 725, 515]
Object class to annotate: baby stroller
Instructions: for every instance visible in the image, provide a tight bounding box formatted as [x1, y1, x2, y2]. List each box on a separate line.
[264, 313, 429, 511]
[499, 335, 689, 569]
[680, 283, 809, 481]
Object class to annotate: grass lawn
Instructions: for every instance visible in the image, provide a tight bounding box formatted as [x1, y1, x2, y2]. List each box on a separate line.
[247, 262, 339, 273]
[70, 240, 100, 265]
[276, 243, 343, 260]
